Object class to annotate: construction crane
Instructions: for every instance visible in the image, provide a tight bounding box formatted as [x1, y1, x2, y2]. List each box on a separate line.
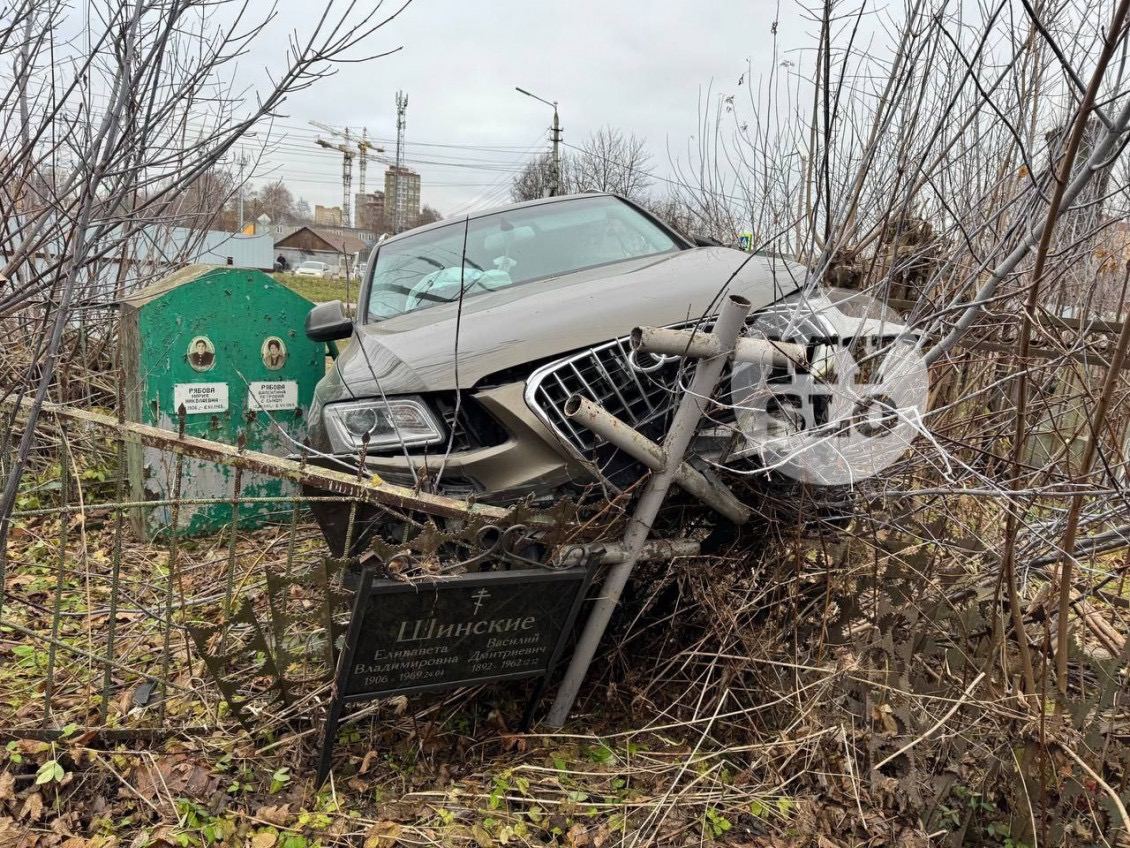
[358, 128, 377, 200]
[314, 129, 353, 227]
[309, 121, 386, 228]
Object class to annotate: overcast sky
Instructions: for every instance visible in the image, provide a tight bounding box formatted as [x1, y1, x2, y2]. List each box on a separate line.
[245, 0, 814, 219]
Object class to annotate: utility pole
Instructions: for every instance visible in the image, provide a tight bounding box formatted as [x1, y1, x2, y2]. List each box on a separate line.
[516, 86, 562, 196]
[236, 149, 249, 229]
[550, 106, 561, 197]
[393, 92, 408, 233]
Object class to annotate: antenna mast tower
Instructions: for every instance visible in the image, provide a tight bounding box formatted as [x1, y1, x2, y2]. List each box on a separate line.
[393, 91, 408, 233]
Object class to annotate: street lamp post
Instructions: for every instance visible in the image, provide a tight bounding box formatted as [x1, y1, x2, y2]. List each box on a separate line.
[515, 86, 561, 197]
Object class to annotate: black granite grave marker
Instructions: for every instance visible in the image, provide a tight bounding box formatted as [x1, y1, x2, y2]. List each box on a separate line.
[316, 566, 590, 784]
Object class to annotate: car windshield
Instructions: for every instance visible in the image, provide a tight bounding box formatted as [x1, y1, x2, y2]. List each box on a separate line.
[366, 195, 682, 321]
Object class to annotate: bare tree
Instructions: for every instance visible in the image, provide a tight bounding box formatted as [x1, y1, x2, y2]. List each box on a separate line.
[176, 168, 239, 230]
[573, 126, 653, 200]
[511, 153, 577, 201]
[646, 192, 728, 241]
[0, 0, 413, 593]
[247, 179, 298, 224]
[510, 127, 653, 202]
[410, 204, 443, 228]
[662, 0, 1130, 728]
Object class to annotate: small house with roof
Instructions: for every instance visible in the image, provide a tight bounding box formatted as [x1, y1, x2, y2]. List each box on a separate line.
[273, 226, 371, 277]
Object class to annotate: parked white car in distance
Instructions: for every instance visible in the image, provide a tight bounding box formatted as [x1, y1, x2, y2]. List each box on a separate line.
[295, 260, 329, 278]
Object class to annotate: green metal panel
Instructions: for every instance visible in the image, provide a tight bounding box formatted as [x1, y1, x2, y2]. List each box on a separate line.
[121, 265, 322, 538]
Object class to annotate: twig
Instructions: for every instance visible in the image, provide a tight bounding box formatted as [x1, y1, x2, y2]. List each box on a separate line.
[1057, 742, 1130, 835]
[873, 672, 986, 772]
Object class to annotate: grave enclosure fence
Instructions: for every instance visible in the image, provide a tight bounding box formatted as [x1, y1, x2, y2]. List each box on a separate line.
[0, 399, 606, 740]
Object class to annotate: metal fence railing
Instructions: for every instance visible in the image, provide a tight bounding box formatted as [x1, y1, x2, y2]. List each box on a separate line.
[0, 399, 597, 736]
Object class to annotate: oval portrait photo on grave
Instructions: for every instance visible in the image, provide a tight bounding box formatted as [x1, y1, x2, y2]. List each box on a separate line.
[186, 335, 215, 372]
[261, 336, 287, 371]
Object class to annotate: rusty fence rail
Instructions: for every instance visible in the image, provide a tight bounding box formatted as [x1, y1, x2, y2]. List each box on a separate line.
[0, 398, 597, 737]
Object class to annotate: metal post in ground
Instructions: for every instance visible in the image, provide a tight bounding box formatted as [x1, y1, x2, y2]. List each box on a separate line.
[544, 294, 753, 727]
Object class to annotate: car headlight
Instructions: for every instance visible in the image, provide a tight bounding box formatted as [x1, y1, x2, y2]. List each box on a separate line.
[324, 397, 444, 453]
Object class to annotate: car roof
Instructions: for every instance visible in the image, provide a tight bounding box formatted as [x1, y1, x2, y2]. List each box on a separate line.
[379, 192, 622, 245]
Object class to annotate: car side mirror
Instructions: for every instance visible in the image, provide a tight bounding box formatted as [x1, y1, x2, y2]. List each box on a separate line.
[305, 300, 353, 343]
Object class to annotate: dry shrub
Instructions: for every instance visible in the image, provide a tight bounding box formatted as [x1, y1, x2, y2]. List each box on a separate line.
[569, 508, 1130, 845]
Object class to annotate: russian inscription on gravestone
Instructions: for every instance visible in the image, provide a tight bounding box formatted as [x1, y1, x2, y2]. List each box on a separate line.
[344, 568, 588, 698]
[247, 380, 299, 413]
[317, 566, 591, 784]
[173, 382, 228, 414]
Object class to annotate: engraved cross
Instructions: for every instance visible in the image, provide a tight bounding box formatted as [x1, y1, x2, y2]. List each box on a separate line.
[471, 588, 490, 615]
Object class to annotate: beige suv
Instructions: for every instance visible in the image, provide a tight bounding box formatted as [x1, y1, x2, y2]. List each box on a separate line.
[303, 193, 810, 552]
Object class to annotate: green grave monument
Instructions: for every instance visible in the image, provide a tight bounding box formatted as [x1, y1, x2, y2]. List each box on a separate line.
[120, 265, 324, 538]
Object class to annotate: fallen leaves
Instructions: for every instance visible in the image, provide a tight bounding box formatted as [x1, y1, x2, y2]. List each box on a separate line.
[0, 819, 23, 843]
[255, 804, 291, 827]
[565, 822, 600, 847]
[0, 771, 14, 802]
[363, 821, 403, 847]
[469, 823, 493, 848]
[358, 750, 378, 775]
[130, 756, 217, 801]
[19, 791, 44, 822]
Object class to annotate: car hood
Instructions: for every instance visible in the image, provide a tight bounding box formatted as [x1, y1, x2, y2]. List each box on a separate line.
[321, 247, 806, 398]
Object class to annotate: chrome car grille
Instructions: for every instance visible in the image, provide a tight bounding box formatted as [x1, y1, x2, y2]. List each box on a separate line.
[524, 334, 686, 459]
[523, 296, 912, 473]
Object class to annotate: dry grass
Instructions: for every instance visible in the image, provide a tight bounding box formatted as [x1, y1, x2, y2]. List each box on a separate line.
[3, 484, 1128, 846]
